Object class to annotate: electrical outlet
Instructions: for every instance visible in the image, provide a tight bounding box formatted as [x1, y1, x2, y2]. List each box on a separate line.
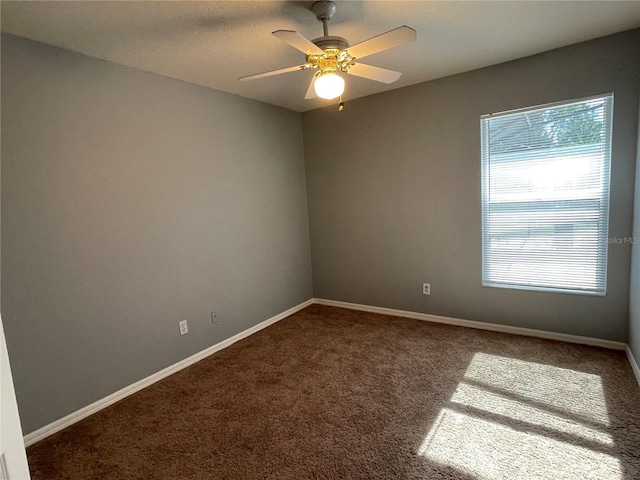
[211, 311, 219, 324]
[179, 320, 188, 336]
[423, 283, 431, 295]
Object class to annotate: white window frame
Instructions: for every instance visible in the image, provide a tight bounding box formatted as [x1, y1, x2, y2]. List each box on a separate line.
[481, 94, 614, 296]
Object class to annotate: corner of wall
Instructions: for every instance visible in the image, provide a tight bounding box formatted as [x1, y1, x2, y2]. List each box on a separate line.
[628, 93, 640, 363]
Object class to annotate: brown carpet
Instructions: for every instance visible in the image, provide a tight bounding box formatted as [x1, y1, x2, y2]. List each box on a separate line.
[27, 304, 640, 479]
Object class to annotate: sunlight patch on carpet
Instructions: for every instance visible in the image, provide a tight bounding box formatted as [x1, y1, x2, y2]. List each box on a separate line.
[418, 408, 621, 479]
[417, 353, 621, 480]
[450, 382, 614, 446]
[463, 352, 610, 425]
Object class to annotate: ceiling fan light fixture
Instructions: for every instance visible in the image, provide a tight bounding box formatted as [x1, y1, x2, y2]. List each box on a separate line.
[314, 71, 344, 100]
[239, 1, 416, 104]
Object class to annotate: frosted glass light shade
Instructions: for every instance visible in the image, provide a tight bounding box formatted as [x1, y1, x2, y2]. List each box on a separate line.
[314, 73, 345, 100]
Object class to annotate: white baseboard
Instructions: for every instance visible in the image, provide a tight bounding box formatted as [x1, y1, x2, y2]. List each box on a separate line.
[24, 297, 634, 447]
[314, 298, 627, 351]
[24, 299, 314, 447]
[627, 346, 640, 386]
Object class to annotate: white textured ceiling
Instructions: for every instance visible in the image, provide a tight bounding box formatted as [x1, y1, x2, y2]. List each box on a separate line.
[2, 1, 640, 112]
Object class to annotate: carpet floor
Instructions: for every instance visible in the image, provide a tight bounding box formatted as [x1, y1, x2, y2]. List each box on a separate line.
[27, 304, 640, 479]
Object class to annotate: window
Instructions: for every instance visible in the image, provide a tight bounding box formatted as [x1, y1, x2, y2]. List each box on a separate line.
[481, 94, 613, 295]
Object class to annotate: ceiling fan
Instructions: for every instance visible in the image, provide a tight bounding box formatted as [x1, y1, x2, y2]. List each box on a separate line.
[239, 1, 416, 104]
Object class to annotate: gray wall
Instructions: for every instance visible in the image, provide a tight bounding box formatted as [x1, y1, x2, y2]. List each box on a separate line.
[0, 33, 31, 477]
[303, 29, 640, 341]
[3, 28, 639, 437]
[1, 34, 313, 434]
[630, 96, 640, 363]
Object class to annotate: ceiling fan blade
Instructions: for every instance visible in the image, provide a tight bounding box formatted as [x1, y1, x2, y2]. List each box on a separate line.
[347, 26, 416, 60]
[347, 63, 402, 84]
[273, 30, 324, 55]
[239, 64, 309, 81]
[305, 76, 317, 99]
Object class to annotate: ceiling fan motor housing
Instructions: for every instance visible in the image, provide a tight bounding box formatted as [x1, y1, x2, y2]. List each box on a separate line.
[309, 2, 353, 75]
[312, 36, 349, 51]
[307, 37, 354, 75]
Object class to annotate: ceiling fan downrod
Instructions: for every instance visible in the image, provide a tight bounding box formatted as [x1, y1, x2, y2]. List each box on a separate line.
[310, 1, 349, 52]
[312, 1, 336, 37]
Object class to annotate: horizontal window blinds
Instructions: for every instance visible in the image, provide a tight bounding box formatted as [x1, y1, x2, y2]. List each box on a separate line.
[481, 94, 613, 295]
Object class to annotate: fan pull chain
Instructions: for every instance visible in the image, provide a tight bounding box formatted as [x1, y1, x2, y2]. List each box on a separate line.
[338, 95, 344, 112]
